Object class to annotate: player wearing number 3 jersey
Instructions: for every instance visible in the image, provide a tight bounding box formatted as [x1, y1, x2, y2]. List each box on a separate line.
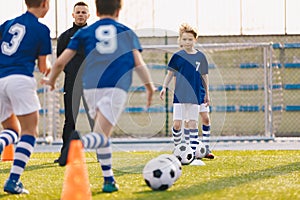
[0, 0, 52, 195]
[43, 0, 155, 193]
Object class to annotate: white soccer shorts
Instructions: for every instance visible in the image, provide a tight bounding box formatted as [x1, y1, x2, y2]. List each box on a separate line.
[199, 103, 210, 113]
[0, 75, 41, 123]
[173, 103, 199, 121]
[84, 88, 127, 126]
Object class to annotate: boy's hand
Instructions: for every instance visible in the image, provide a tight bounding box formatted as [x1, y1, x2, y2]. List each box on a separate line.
[204, 95, 210, 106]
[159, 87, 166, 100]
[40, 77, 55, 91]
[145, 83, 156, 108]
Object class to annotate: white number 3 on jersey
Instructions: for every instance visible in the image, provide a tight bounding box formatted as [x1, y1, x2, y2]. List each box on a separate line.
[1, 23, 26, 56]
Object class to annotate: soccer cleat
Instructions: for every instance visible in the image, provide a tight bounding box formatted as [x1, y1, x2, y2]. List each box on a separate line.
[54, 158, 59, 163]
[4, 179, 29, 194]
[102, 181, 119, 193]
[204, 149, 215, 159]
[58, 130, 82, 166]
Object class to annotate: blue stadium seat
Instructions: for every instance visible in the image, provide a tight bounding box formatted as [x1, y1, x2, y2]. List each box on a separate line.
[124, 107, 145, 113]
[272, 84, 282, 89]
[39, 109, 47, 114]
[261, 106, 283, 112]
[240, 63, 259, 68]
[37, 88, 46, 94]
[283, 43, 300, 49]
[215, 105, 236, 112]
[239, 105, 259, 112]
[284, 84, 300, 90]
[36, 87, 64, 94]
[272, 43, 282, 49]
[284, 63, 300, 68]
[129, 86, 146, 92]
[215, 84, 236, 91]
[239, 84, 259, 91]
[148, 64, 166, 70]
[286, 105, 300, 111]
[79, 108, 86, 113]
[272, 63, 282, 68]
[146, 106, 165, 113]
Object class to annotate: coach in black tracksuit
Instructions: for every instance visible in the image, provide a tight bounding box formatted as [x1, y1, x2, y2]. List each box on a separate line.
[55, 2, 94, 163]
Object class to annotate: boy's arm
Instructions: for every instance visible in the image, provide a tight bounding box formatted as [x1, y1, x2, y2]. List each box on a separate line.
[201, 74, 210, 106]
[37, 55, 51, 76]
[43, 49, 76, 90]
[159, 70, 174, 100]
[133, 49, 155, 108]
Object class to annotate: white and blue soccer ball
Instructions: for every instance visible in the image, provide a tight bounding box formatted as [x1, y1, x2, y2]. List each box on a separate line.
[157, 154, 182, 181]
[195, 141, 207, 159]
[142, 158, 177, 191]
[173, 143, 194, 165]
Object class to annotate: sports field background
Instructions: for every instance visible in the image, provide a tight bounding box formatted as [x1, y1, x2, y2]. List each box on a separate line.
[36, 34, 300, 141]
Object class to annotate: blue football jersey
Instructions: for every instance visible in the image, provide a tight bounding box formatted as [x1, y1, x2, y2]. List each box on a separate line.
[67, 18, 142, 91]
[0, 11, 52, 78]
[168, 49, 208, 104]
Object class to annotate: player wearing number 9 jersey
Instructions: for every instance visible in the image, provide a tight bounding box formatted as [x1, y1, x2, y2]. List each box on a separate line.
[44, 0, 155, 193]
[69, 17, 142, 91]
[0, 0, 52, 195]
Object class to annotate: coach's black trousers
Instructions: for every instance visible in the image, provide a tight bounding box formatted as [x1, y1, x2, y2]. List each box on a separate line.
[61, 72, 94, 153]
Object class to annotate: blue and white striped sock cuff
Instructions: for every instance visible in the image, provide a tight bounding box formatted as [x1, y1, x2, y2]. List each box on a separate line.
[0, 129, 19, 146]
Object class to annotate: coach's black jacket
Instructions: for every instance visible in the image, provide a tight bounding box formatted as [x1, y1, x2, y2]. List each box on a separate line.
[56, 22, 87, 75]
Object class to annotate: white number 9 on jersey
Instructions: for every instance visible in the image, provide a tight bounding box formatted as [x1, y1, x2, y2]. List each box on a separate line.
[95, 25, 117, 54]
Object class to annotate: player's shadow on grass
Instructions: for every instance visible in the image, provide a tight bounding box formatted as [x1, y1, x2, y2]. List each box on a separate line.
[133, 162, 300, 198]
[113, 164, 145, 175]
[0, 162, 58, 174]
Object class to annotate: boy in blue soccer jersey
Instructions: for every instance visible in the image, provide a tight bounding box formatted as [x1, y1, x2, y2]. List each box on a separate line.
[160, 23, 214, 160]
[43, 0, 155, 193]
[0, 0, 52, 194]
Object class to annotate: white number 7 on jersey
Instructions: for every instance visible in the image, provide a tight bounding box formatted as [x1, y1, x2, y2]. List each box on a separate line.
[196, 61, 201, 71]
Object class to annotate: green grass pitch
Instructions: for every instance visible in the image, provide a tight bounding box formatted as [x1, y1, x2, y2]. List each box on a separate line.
[0, 150, 299, 200]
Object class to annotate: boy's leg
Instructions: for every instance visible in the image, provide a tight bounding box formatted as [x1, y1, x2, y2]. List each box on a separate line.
[202, 124, 214, 159]
[96, 139, 118, 193]
[186, 105, 200, 155]
[183, 121, 190, 145]
[0, 115, 20, 155]
[172, 123, 182, 146]
[172, 104, 183, 146]
[199, 105, 214, 159]
[0, 129, 18, 155]
[190, 128, 199, 155]
[4, 111, 38, 194]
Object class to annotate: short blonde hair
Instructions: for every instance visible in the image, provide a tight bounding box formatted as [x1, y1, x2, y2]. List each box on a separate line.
[179, 23, 198, 39]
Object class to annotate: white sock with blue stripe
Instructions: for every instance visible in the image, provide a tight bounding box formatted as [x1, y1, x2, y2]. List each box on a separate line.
[9, 135, 35, 182]
[189, 129, 199, 154]
[82, 132, 107, 149]
[184, 128, 190, 145]
[0, 129, 19, 148]
[172, 127, 182, 146]
[202, 125, 211, 150]
[96, 139, 115, 183]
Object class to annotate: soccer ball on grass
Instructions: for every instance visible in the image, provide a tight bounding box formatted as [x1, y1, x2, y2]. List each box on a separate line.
[173, 143, 194, 165]
[142, 158, 177, 191]
[195, 141, 207, 159]
[157, 154, 182, 181]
